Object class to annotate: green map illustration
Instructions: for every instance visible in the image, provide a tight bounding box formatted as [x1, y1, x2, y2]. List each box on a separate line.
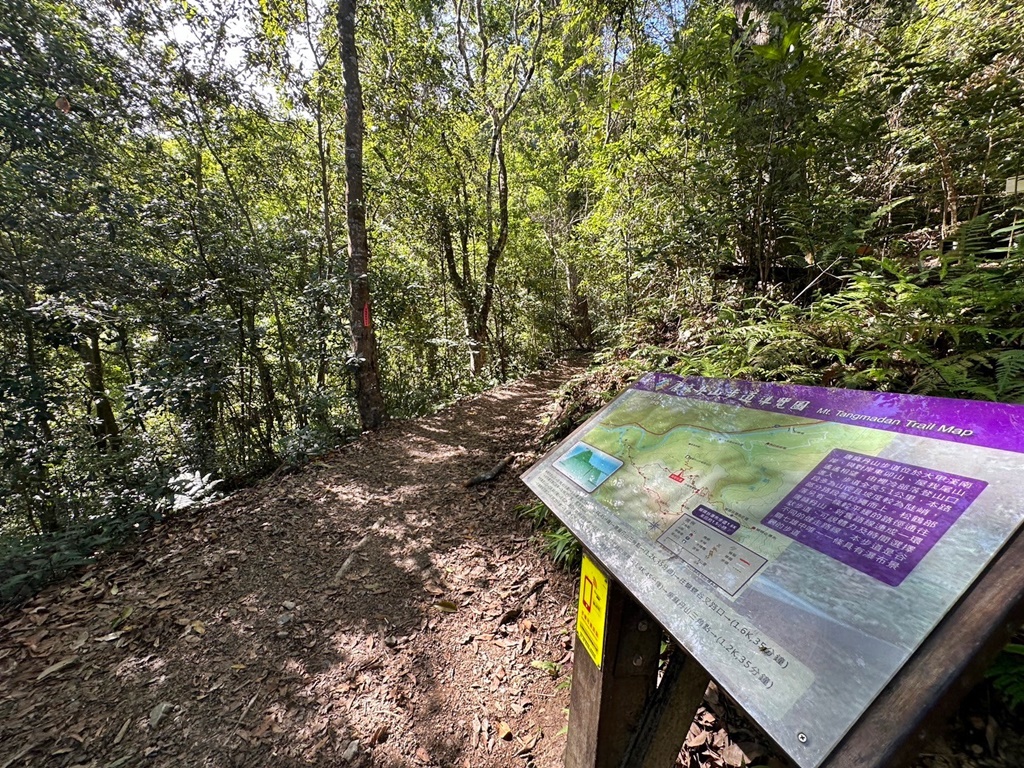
[578, 391, 894, 561]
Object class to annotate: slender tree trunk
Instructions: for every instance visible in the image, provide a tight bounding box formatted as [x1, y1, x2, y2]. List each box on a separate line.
[314, 101, 333, 394]
[245, 306, 281, 456]
[437, 208, 488, 376]
[564, 154, 594, 348]
[7, 270, 58, 532]
[75, 328, 120, 452]
[930, 132, 959, 237]
[338, 0, 387, 430]
[468, 319, 489, 376]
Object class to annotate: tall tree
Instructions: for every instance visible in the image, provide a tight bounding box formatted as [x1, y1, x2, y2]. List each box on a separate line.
[337, 0, 387, 429]
[435, 0, 544, 376]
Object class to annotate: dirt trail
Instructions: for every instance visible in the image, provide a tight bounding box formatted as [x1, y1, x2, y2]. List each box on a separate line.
[0, 364, 583, 768]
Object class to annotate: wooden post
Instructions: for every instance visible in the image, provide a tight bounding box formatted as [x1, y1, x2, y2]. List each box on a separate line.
[565, 577, 662, 768]
[621, 645, 712, 768]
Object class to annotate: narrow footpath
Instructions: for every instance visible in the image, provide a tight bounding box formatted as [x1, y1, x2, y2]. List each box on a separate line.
[0, 365, 583, 768]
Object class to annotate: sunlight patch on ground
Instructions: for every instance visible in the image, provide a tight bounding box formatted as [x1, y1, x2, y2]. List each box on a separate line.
[113, 653, 166, 681]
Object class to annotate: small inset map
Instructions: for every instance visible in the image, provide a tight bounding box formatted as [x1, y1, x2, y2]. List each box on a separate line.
[555, 442, 623, 492]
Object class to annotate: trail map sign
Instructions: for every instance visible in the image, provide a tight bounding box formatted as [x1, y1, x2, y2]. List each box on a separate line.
[522, 373, 1024, 768]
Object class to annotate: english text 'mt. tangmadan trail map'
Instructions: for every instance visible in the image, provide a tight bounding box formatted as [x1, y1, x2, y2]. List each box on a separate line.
[523, 373, 1024, 768]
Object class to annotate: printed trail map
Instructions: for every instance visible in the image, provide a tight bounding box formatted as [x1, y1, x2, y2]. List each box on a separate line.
[523, 373, 1024, 768]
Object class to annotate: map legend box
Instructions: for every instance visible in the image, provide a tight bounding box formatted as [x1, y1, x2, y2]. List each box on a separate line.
[659, 514, 767, 596]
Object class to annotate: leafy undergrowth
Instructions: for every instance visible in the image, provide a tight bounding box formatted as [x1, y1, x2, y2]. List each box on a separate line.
[988, 638, 1024, 716]
[517, 501, 581, 572]
[583, 218, 1024, 407]
[0, 472, 222, 606]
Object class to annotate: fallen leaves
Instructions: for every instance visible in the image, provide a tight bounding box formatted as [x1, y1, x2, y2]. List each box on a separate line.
[686, 723, 708, 749]
[369, 723, 389, 746]
[471, 713, 483, 748]
[721, 741, 763, 767]
[36, 656, 77, 681]
[514, 728, 543, 757]
[113, 717, 131, 744]
[149, 701, 173, 729]
[0, 741, 40, 768]
[110, 606, 133, 630]
[678, 686, 787, 768]
[0, 366, 592, 768]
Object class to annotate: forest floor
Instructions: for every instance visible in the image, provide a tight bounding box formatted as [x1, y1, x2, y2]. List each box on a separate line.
[0, 361, 1021, 768]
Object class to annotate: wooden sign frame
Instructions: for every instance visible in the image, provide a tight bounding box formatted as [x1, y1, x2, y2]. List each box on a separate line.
[565, 530, 1024, 768]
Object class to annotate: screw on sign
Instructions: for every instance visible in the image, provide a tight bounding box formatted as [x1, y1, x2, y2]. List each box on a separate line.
[576, 556, 609, 669]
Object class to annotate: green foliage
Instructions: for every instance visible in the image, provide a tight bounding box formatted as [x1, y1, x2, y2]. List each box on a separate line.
[3, 0, 1024, 604]
[0, 500, 163, 604]
[593, 208, 1024, 407]
[517, 501, 582, 570]
[530, 658, 563, 678]
[987, 643, 1024, 713]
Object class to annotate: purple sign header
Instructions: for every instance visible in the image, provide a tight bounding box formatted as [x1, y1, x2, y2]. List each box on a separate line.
[633, 373, 1024, 455]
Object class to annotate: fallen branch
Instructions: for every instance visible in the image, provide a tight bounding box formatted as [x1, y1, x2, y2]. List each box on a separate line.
[330, 533, 371, 585]
[465, 454, 514, 488]
[225, 687, 262, 746]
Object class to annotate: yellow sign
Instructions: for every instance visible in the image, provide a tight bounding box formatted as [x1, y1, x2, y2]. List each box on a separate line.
[576, 555, 609, 669]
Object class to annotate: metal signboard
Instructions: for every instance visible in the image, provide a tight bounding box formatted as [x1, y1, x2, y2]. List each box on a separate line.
[522, 373, 1024, 767]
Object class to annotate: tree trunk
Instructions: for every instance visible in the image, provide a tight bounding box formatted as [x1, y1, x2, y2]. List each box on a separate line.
[437, 207, 489, 377]
[74, 328, 120, 453]
[10, 274, 58, 532]
[565, 262, 594, 349]
[468, 320, 489, 377]
[443, 0, 542, 377]
[314, 100, 333, 395]
[338, 0, 387, 430]
[245, 306, 281, 457]
[564, 151, 594, 349]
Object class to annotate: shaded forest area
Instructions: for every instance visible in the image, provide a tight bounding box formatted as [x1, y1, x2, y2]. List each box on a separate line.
[2, 0, 1022, 612]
